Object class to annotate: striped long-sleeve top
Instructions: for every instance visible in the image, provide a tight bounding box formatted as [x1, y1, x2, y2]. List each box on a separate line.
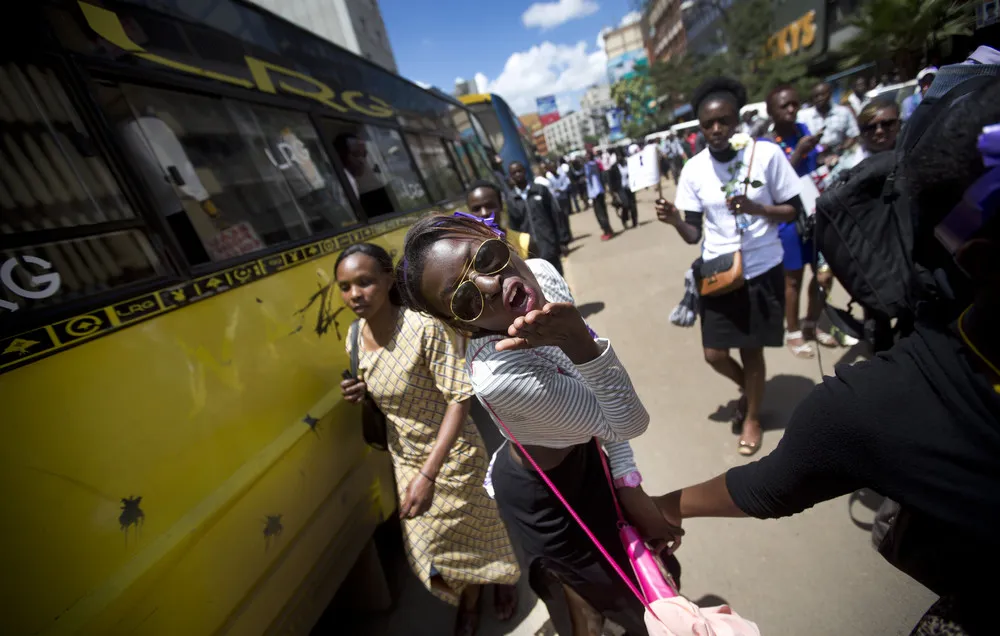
[467, 259, 647, 480]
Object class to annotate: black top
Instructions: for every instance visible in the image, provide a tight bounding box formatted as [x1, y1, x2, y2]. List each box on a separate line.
[506, 184, 561, 261]
[727, 322, 1000, 592]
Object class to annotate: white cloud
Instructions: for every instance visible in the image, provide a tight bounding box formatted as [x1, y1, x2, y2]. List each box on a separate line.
[597, 26, 612, 51]
[415, 80, 431, 89]
[454, 76, 465, 84]
[522, 0, 599, 30]
[619, 10, 642, 27]
[476, 38, 608, 115]
[474, 72, 489, 93]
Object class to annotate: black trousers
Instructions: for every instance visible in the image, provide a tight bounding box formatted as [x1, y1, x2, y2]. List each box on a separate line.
[556, 193, 572, 245]
[592, 192, 613, 235]
[617, 188, 637, 228]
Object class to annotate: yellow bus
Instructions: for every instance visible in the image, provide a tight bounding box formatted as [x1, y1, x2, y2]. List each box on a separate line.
[0, 1, 500, 633]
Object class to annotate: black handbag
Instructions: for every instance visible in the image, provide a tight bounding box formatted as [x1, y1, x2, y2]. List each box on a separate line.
[349, 320, 388, 451]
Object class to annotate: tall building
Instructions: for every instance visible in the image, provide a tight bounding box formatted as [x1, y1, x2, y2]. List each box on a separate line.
[580, 84, 613, 111]
[453, 78, 477, 97]
[603, 20, 649, 85]
[543, 110, 600, 154]
[249, 0, 398, 72]
[646, 0, 687, 62]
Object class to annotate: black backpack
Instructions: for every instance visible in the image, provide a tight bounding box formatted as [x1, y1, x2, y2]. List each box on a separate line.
[814, 76, 999, 334]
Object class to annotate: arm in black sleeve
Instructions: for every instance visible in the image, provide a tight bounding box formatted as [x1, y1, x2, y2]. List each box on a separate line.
[531, 188, 560, 260]
[548, 186, 572, 245]
[725, 377, 869, 519]
[506, 195, 526, 232]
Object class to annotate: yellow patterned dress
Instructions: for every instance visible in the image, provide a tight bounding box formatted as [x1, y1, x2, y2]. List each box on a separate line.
[349, 308, 520, 603]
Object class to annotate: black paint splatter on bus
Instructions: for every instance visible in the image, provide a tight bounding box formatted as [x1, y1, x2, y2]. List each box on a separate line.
[120, 495, 144, 542]
[293, 282, 346, 340]
[263, 514, 283, 550]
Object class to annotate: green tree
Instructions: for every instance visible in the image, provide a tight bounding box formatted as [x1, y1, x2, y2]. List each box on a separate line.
[650, 0, 819, 117]
[839, 0, 974, 76]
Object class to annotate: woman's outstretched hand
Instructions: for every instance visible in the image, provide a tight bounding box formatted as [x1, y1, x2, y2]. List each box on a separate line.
[495, 302, 599, 365]
[617, 486, 684, 554]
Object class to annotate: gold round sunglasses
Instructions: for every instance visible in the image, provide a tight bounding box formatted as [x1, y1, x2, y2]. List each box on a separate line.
[450, 238, 512, 322]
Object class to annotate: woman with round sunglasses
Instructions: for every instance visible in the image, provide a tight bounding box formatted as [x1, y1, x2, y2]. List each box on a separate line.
[398, 215, 682, 636]
[823, 100, 900, 187]
[335, 243, 520, 636]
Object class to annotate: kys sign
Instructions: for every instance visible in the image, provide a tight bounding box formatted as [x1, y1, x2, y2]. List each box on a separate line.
[0, 256, 62, 312]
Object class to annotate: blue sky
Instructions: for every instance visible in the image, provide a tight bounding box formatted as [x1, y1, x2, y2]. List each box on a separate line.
[380, 0, 641, 115]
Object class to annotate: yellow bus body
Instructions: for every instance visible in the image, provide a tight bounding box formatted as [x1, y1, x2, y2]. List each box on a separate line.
[0, 217, 432, 634]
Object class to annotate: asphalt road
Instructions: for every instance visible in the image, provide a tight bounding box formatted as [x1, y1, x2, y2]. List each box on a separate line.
[327, 183, 935, 636]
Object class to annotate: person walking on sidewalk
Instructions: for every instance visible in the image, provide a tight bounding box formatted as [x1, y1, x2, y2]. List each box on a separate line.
[656, 76, 805, 457]
[764, 84, 837, 358]
[508, 160, 566, 274]
[608, 147, 638, 229]
[546, 160, 574, 251]
[336, 243, 520, 636]
[570, 157, 588, 211]
[584, 149, 614, 241]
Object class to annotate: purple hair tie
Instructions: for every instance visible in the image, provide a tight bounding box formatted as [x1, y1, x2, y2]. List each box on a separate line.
[453, 210, 503, 236]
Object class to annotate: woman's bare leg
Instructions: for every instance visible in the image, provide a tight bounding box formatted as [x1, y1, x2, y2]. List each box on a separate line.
[737, 347, 766, 455]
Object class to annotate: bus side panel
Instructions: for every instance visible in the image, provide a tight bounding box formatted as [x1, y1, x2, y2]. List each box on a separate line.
[0, 229, 407, 635]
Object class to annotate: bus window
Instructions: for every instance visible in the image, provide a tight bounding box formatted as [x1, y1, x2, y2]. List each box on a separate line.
[405, 134, 464, 203]
[324, 121, 429, 219]
[99, 83, 356, 266]
[0, 62, 166, 315]
[466, 103, 505, 152]
[448, 141, 477, 188]
[466, 141, 495, 180]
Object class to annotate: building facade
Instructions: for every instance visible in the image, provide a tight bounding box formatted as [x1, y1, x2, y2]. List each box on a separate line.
[646, 0, 687, 63]
[603, 21, 650, 85]
[453, 78, 477, 97]
[249, 0, 397, 72]
[543, 110, 599, 154]
[580, 84, 613, 111]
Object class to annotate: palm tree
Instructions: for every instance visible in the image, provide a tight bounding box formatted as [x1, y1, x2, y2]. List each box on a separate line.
[839, 0, 975, 77]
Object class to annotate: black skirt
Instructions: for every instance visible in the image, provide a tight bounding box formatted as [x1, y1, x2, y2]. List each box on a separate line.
[700, 263, 785, 350]
[491, 442, 680, 636]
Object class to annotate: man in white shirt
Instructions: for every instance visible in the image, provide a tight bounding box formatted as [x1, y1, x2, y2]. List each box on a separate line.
[797, 81, 859, 153]
[846, 76, 869, 116]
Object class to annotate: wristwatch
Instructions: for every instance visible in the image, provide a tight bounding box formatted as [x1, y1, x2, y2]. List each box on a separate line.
[613, 470, 643, 489]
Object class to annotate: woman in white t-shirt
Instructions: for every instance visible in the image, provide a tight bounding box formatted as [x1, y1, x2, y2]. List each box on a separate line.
[656, 77, 805, 456]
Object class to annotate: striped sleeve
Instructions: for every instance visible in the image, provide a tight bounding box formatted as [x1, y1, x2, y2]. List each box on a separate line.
[471, 340, 649, 457]
[603, 440, 638, 480]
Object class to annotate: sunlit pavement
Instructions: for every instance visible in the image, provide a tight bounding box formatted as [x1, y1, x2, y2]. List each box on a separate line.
[324, 183, 935, 636]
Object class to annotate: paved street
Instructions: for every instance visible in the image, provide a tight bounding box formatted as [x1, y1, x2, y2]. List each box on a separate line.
[329, 183, 936, 636]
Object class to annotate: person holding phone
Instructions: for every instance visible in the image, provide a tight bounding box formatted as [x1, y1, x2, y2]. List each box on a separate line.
[336, 243, 519, 636]
[656, 77, 805, 456]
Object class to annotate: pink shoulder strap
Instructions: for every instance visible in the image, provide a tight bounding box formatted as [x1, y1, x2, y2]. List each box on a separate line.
[470, 339, 651, 612]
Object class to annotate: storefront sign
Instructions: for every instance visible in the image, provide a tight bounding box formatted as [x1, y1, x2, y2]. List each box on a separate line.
[765, 10, 818, 60]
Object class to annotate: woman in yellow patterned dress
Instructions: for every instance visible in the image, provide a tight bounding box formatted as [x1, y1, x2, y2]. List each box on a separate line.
[336, 243, 520, 636]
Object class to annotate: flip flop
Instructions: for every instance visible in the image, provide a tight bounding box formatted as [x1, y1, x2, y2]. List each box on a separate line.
[785, 330, 816, 359]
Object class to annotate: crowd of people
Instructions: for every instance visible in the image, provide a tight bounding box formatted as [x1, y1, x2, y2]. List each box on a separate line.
[336, 45, 999, 636]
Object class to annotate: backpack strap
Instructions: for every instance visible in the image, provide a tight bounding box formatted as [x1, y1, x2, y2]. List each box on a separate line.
[349, 319, 361, 378]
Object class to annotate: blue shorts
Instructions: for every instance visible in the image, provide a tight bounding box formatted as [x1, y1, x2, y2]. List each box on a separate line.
[779, 222, 821, 271]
